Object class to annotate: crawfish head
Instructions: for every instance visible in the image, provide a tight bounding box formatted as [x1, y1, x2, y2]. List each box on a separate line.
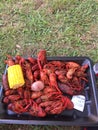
[32, 64, 39, 72]
[7, 94, 21, 102]
[31, 91, 43, 99]
[25, 62, 34, 83]
[49, 72, 62, 93]
[40, 70, 49, 85]
[4, 54, 15, 66]
[33, 70, 40, 80]
[29, 102, 46, 117]
[57, 74, 68, 84]
[75, 64, 89, 79]
[8, 100, 27, 114]
[37, 50, 47, 70]
[43, 87, 57, 94]
[4, 89, 16, 96]
[3, 96, 9, 104]
[45, 100, 65, 114]
[15, 55, 24, 64]
[66, 62, 80, 70]
[5, 59, 15, 66]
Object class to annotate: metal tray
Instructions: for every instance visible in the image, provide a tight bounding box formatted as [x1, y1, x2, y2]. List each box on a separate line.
[0, 56, 98, 126]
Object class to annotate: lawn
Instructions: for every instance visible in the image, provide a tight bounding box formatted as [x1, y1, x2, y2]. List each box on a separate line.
[0, 0, 98, 129]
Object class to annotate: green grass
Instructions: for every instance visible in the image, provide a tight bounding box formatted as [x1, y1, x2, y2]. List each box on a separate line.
[0, 0, 98, 129]
[0, 124, 80, 130]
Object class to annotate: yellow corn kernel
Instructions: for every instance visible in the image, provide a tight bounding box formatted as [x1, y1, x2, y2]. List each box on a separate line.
[8, 64, 25, 89]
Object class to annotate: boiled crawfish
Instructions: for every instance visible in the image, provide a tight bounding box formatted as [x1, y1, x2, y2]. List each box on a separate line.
[28, 100, 46, 117]
[2, 49, 89, 117]
[39, 94, 73, 114]
[37, 50, 47, 70]
[8, 99, 30, 114]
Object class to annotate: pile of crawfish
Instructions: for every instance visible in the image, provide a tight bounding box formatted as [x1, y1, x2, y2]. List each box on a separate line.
[2, 50, 88, 117]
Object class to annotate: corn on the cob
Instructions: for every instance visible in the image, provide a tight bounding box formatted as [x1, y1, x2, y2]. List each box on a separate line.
[8, 64, 25, 89]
